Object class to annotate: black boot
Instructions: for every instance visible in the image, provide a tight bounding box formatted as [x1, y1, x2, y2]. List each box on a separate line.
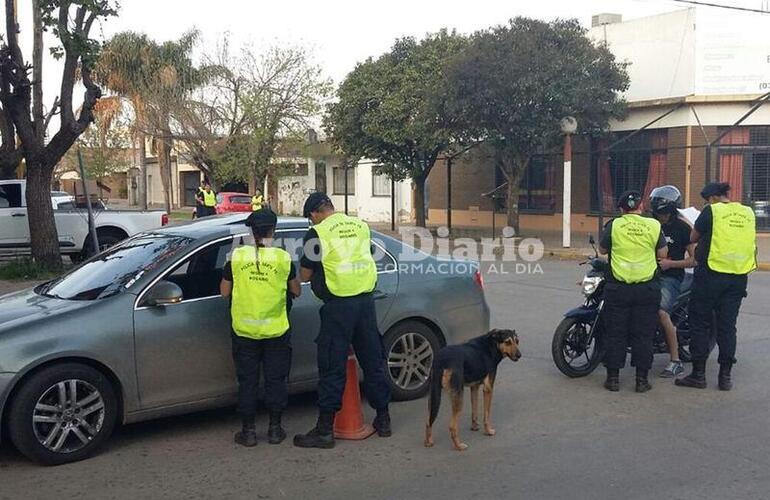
[234, 415, 257, 447]
[635, 369, 652, 393]
[373, 407, 392, 437]
[718, 364, 733, 391]
[604, 368, 620, 392]
[268, 412, 287, 445]
[293, 411, 335, 449]
[675, 360, 707, 389]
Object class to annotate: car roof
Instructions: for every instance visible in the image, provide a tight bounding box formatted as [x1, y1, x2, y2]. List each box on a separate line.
[156, 214, 310, 240]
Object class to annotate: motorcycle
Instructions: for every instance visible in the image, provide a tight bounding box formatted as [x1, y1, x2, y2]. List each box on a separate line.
[551, 235, 693, 378]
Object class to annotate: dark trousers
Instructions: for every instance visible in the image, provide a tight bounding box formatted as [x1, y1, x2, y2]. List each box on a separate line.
[689, 268, 748, 365]
[316, 293, 391, 413]
[195, 205, 206, 218]
[231, 332, 292, 416]
[603, 280, 661, 371]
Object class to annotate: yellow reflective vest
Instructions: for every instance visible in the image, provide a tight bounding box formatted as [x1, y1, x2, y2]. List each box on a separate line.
[202, 190, 216, 207]
[610, 214, 661, 284]
[230, 246, 291, 339]
[314, 212, 377, 297]
[708, 202, 757, 275]
[251, 195, 263, 211]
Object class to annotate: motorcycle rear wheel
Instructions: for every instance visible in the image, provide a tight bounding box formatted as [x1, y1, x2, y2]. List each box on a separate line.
[552, 317, 605, 378]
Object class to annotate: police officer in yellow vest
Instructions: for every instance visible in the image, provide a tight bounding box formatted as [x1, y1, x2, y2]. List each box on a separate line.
[293, 192, 391, 449]
[251, 189, 264, 212]
[676, 182, 756, 391]
[599, 190, 668, 393]
[198, 181, 217, 216]
[220, 209, 301, 447]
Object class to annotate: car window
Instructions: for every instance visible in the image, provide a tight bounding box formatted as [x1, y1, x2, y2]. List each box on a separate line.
[38, 234, 193, 301]
[164, 238, 234, 301]
[0, 184, 22, 208]
[55, 201, 74, 210]
[230, 195, 251, 205]
[274, 229, 395, 274]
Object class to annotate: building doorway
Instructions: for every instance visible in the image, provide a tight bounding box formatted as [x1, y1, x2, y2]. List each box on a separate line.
[181, 171, 201, 207]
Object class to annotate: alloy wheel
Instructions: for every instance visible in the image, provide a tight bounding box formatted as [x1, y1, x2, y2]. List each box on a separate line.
[387, 332, 434, 391]
[32, 379, 106, 454]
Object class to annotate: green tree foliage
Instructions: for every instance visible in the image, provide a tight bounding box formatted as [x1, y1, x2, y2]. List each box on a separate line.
[173, 39, 331, 191]
[325, 30, 466, 227]
[0, 0, 118, 267]
[446, 17, 629, 231]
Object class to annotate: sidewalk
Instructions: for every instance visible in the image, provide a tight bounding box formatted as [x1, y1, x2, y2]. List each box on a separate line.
[371, 223, 770, 271]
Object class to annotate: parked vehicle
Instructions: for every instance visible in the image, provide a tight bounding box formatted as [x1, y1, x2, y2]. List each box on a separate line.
[551, 235, 693, 378]
[0, 180, 167, 260]
[215, 192, 253, 214]
[0, 214, 489, 465]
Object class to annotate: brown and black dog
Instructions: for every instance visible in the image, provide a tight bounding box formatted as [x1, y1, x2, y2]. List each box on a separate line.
[424, 329, 521, 451]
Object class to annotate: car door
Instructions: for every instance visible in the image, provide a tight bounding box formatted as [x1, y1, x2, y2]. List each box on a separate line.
[0, 183, 30, 249]
[133, 237, 237, 408]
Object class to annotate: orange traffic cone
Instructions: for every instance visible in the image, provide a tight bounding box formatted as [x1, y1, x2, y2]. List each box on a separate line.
[334, 350, 375, 440]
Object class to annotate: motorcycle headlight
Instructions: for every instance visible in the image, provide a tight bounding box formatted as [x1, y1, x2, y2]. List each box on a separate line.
[581, 276, 602, 297]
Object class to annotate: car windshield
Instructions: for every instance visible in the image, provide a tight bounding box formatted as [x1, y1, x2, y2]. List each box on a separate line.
[37, 233, 193, 301]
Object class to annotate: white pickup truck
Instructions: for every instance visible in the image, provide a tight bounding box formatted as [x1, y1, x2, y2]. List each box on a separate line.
[0, 179, 168, 260]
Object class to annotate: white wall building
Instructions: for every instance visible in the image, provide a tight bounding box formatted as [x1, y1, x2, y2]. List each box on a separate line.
[275, 157, 412, 223]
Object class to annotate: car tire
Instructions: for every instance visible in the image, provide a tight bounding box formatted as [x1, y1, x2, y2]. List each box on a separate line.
[80, 229, 126, 260]
[382, 321, 441, 401]
[8, 363, 118, 466]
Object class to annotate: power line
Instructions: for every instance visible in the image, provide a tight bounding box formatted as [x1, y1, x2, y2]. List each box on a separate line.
[671, 0, 770, 13]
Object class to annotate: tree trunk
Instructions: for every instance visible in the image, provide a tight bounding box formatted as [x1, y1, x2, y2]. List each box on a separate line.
[505, 173, 521, 234]
[136, 131, 148, 209]
[157, 130, 173, 214]
[25, 162, 62, 268]
[413, 175, 427, 227]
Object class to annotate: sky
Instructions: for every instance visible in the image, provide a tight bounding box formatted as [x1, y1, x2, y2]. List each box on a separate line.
[5, 0, 770, 125]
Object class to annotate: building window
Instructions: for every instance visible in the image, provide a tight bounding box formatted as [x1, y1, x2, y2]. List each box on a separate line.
[491, 155, 556, 213]
[717, 126, 770, 231]
[590, 130, 667, 213]
[372, 169, 392, 197]
[332, 166, 355, 195]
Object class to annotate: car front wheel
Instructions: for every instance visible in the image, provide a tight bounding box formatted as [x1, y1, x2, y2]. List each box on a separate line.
[8, 363, 118, 465]
[383, 321, 441, 401]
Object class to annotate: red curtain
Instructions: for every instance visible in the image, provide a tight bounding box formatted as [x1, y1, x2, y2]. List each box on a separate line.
[642, 130, 668, 210]
[718, 128, 748, 201]
[719, 155, 744, 201]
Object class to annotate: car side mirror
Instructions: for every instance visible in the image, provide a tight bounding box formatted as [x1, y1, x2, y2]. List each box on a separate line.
[144, 280, 183, 307]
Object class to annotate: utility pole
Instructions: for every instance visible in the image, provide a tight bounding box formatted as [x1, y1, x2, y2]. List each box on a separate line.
[560, 117, 578, 248]
[77, 148, 100, 256]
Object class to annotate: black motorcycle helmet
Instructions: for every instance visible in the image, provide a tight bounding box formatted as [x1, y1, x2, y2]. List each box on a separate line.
[649, 185, 682, 217]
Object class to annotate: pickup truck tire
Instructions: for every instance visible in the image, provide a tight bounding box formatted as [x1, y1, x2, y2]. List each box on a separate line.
[79, 228, 127, 260]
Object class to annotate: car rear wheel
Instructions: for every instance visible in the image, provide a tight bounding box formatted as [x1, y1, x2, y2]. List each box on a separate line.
[8, 363, 118, 465]
[383, 321, 440, 401]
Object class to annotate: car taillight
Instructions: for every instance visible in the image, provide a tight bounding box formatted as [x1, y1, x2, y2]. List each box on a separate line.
[161, 213, 169, 226]
[473, 269, 484, 290]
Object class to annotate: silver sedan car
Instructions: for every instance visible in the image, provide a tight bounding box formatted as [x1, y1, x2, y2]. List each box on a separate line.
[0, 215, 489, 465]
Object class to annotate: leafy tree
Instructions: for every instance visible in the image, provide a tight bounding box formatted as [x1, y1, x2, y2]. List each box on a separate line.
[446, 17, 628, 232]
[58, 96, 132, 183]
[0, 0, 118, 267]
[98, 30, 204, 212]
[325, 30, 466, 227]
[173, 40, 331, 192]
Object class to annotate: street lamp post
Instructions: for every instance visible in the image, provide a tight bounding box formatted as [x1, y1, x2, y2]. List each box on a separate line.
[560, 116, 578, 248]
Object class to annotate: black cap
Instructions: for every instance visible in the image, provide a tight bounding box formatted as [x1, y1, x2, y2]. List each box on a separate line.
[245, 208, 277, 229]
[700, 182, 730, 200]
[617, 190, 642, 211]
[302, 192, 332, 218]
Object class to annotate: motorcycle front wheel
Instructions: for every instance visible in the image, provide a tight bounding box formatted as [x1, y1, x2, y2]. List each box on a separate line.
[552, 317, 605, 378]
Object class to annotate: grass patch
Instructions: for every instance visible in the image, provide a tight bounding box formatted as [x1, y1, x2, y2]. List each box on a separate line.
[170, 209, 194, 222]
[0, 258, 63, 281]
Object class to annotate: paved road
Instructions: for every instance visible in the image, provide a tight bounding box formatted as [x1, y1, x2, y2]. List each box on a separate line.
[2, 260, 769, 499]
